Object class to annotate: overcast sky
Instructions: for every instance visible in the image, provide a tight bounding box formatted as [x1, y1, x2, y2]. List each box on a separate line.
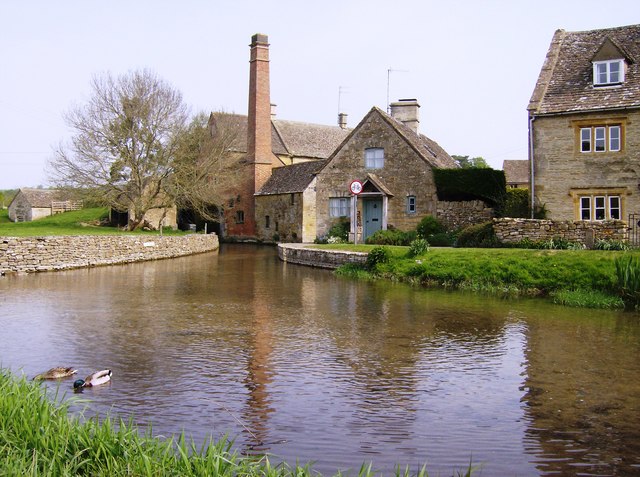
[1, 0, 639, 189]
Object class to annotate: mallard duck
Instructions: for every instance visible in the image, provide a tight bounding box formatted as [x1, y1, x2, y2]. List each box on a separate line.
[33, 367, 77, 380]
[73, 370, 112, 389]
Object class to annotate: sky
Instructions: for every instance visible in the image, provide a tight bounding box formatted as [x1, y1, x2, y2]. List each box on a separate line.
[1, 0, 639, 190]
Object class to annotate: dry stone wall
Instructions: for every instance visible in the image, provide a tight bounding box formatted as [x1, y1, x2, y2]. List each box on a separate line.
[493, 218, 628, 245]
[0, 234, 219, 275]
[278, 243, 367, 269]
[436, 200, 493, 229]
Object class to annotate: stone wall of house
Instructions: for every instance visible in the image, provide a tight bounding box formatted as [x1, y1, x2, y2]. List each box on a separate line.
[532, 110, 640, 220]
[436, 200, 494, 229]
[493, 218, 628, 245]
[255, 193, 304, 243]
[278, 243, 367, 269]
[0, 234, 219, 275]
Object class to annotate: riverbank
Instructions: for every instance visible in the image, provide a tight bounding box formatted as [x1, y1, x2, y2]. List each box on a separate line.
[0, 369, 476, 476]
[279, 243, 635, 309]
[0, 234, 219, 275]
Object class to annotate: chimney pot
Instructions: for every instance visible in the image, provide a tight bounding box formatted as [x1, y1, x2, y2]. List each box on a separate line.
[271, 103, 277, 119]
[338, 112, 348, 129]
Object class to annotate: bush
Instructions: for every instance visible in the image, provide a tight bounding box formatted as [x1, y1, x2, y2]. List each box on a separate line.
[417, 215, 446, 238]
[328, 220, 350, 242]
[366, 229, 411, 246]
[502, 188, 530, 218]
[455, 222, 499, 248]
[407, 238, 430, 257]
[426, 231, 457, 247]
[366, 246, 391, 270]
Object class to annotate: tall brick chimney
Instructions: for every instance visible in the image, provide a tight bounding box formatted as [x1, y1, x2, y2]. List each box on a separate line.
[247, 33, 277, 193]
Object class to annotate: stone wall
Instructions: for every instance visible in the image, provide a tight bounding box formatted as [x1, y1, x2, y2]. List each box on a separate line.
[278, 243, 367, 269]
[493, 218, 628, 245]
[0, 234, 219, 275]
[436, 200, 493, 229]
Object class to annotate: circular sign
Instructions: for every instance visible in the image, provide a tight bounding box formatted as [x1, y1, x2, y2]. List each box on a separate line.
[349, 180, 363, 195]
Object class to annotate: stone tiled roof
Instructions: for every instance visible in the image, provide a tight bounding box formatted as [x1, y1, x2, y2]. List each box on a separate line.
[529, 24, 640, 115]
[502, 160, 530, 184]
[16, 188, 66, 207]
[209, 113, 350, 159]
[256, 159, 328, 195]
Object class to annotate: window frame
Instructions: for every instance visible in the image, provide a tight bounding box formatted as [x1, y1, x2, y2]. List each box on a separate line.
[406, 195, 416, 214]
[578, 194, 621, 221]
[364, 148, 385, 169]
[235, 210, 244, 224]
[329, 197, 350, 217]
[579, 124, 623, 153]
[593, 59, 624, 86]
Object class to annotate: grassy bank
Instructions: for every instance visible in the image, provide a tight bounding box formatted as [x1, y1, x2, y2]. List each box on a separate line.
[319, 244, 635, 309]
[0, 208, 185, 237]
[0, 370, 475, 476]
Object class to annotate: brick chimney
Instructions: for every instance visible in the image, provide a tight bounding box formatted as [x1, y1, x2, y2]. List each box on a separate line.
[247, 33, 277, 192]
[389, 98, 420, 133]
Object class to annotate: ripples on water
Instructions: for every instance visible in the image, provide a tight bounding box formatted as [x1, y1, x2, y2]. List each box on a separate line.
[1, 244, 639, 476]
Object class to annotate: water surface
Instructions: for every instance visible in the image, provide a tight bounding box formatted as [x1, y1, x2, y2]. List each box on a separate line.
[1, 244, 639, 476]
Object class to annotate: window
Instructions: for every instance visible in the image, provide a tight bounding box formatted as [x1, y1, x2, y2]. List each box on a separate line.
[579, 195, 621, 221]
[235, 210, 244, 224]
[593, 60, 624, 86]
[265, 215, 270, 229]
[580, 125, 622, 153]
[329, 197, 350, 217]
[365, 148, 384, 169]
[407, 196, 416, 214]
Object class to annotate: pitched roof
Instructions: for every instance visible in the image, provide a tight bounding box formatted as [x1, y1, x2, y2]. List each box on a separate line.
[256, 159, 327, 195]
[502, 160, 530, 184]
[209, 112, 350, 160]
[529, 24, 640, 115]
[15, 188, 66, 208]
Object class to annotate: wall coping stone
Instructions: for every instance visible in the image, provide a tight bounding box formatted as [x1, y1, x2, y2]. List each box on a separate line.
[278, 243, 367, 269]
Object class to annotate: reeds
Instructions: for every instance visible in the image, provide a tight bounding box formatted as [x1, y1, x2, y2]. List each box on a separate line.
[614, 254, 640, 308]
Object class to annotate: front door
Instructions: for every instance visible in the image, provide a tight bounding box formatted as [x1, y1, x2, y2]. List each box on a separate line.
[363, 198, 383, 240]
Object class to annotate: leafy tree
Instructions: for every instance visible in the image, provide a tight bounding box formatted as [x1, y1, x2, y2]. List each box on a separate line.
[452, 155, 490, 169]
[49, 70, 188, 230]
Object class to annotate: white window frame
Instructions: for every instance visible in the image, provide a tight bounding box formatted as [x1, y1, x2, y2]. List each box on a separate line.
[579, 194, 621, 221]
[365, 148, 384, 169]
[579, 125, 622, 153]
[407, 195, 416, 214]
[329, 197, 350, 217]
[593, 59, 624, 86]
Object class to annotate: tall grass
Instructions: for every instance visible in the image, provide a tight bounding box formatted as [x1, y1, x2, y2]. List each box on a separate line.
[614, 254, 640, 308]
[0, 370, 475, 476]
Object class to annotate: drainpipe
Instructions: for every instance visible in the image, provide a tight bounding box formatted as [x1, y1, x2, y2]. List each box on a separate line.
[528, 114, 536, 219]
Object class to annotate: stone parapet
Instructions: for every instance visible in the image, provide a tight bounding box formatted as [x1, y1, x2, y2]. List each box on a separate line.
[0, 234, 219, 275]
[493, 218, 628, 245]
[278, 243, 367, 269]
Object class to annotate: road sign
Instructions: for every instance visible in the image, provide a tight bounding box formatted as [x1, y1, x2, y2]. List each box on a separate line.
[350, 180, 363, 195]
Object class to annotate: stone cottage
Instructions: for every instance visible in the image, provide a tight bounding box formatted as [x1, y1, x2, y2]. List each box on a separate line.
[528, 24, 640, 221]
[7, 188, 81, 222]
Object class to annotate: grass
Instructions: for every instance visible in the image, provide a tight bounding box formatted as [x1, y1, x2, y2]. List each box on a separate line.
[327, 244, 636, 309]
[0, 369, 476, 476]
[0, 207, 186, 237]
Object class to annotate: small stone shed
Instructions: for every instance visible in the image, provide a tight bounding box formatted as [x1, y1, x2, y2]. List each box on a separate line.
[7, 188, 82, 222]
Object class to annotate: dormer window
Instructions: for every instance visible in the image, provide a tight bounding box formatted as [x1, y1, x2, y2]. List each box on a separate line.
[593, 59, 624, 86]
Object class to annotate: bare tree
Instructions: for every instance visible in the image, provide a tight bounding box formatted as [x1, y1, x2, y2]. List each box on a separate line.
[49, 70, 188, 230]
[171, 112, 244, 223]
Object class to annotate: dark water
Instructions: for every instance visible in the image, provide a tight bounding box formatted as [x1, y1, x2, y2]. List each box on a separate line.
[1, 244, 639, 476]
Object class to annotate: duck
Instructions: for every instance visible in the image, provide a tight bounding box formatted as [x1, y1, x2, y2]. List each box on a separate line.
[73, 369, 112, 389]
[33, 367, 78, 380]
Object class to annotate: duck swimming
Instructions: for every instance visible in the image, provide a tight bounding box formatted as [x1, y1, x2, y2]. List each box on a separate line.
[33, 367, 77, 380]
[73, 370, 112, 389]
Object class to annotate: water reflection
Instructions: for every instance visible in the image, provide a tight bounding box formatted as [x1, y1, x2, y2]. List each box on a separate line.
[0, 244, 639, 476]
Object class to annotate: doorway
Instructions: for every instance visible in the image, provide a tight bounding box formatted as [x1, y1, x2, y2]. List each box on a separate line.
[363, 198, 383, 240]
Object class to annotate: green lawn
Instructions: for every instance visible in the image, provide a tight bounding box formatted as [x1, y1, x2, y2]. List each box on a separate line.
[0, 207, 185, 236]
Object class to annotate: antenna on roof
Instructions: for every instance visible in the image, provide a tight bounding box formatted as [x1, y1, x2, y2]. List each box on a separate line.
[387, 68, 409, 114]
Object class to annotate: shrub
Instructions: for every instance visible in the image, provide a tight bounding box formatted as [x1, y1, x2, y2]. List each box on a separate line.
[328, 219, 350, 242]
[455, 222, 499, 248]
[502, 188, 530, 218]
[366, 229, 410, 246]
[407, 238, 430, 257]
[426, 231, 457, 247]
[366, 246, 390, 270]
[416, 215, 446, 238]
[614, 255, 640, 308]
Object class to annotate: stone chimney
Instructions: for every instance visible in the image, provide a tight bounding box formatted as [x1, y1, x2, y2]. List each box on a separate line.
[338, 112, 348, 129]
[247, 33, 276, 193]
[271, 103, 277, 119]
[389, 98, 420, 133]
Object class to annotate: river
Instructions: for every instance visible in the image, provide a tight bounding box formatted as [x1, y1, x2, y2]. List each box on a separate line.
[1, 244, 639, 476]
